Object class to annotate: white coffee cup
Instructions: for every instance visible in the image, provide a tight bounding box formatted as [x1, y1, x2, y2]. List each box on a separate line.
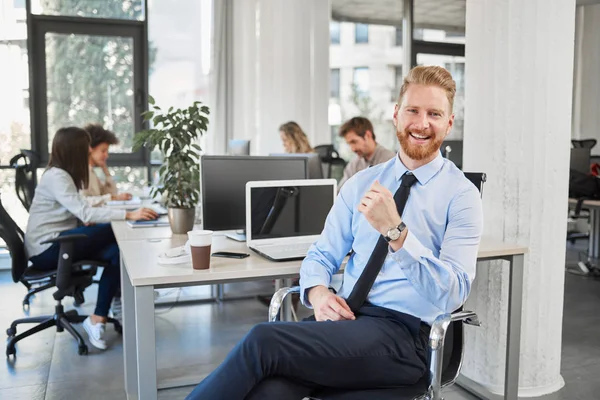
[187, 230, 213, 270]
[187, 230, 213, 247]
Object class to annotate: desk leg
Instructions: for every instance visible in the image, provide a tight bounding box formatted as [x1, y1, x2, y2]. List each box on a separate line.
[134, 285, 157, 400]
[282, 278, 293, 321]
[505, 254, 524, 400]
[589, 208, 600, 260]
[121, 255, 137, 400]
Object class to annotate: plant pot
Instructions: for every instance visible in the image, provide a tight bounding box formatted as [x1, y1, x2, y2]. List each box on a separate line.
[167, 207, 196, 234]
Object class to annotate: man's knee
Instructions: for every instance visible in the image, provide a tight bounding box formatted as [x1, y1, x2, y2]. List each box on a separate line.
[246, 323, 277, 345]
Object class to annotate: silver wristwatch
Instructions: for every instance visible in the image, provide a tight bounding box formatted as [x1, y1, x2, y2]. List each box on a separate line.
[384, 222, 407, 242]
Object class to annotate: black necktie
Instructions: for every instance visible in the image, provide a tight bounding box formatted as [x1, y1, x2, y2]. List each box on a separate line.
[345, 173, 419, 313]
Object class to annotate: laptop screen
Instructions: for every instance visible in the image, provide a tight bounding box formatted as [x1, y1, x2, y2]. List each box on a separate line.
[249, 183, 334, 240]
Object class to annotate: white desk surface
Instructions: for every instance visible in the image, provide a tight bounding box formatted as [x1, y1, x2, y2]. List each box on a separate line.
[111, 220, 201, 242]
[117, 228, 527, 287]
[568, 198, 600, 208]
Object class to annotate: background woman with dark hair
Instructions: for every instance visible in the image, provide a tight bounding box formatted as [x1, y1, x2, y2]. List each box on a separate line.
[24, 127, 158, 350]
[81, 123, 133, 206]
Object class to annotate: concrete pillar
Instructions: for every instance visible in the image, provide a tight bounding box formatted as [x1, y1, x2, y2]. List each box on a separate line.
[229, 0, 330, 155]
[462, 0, 576, 396]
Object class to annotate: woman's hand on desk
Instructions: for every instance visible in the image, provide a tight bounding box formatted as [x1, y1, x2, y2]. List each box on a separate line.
[112, 193, 133, 201]
[126, 208, 158, 221]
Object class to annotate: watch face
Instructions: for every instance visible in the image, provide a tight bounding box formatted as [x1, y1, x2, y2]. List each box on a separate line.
[387, 228, 401, 241]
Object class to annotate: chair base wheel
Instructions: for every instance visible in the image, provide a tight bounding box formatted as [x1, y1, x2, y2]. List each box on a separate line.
[78, 345, 88, 355]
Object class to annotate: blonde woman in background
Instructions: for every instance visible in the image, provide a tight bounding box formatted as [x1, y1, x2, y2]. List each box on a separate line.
[279, 121, 314, 154]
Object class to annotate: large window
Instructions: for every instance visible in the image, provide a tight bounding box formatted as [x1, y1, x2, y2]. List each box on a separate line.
[329, 21, 400, 160]
[354, 23, 369, 44]
[28, 0, 148, 165]
[30, 0, 145, 20]
[0, 0, 32, 228]
[45, 32, 137, 153]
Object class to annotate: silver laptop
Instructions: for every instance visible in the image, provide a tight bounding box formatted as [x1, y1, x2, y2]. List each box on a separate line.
[246, 179, 337, 261]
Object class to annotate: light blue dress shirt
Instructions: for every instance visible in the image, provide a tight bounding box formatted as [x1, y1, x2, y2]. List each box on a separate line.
[300, 153, 483, 325]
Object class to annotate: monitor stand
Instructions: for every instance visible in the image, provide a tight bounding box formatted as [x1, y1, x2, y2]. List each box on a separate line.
[225, 230, 246, 242]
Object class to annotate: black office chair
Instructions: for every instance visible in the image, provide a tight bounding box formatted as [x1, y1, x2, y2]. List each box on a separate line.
[265, 172, 487, 400]
[0, 194, 121, 356]
[314, 144, 347, 182]
[571, 139, 597, 149]
[9, 150, 39, 212]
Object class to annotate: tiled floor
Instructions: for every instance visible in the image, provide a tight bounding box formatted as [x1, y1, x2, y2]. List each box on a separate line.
[0, 240, 598, 399]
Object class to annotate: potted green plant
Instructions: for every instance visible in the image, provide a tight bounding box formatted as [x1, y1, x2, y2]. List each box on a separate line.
[133, 96, 209, 234]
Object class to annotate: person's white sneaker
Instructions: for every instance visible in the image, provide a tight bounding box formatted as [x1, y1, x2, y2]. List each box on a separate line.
[83, 316, 107, 350]
[111, 297, 122, 322]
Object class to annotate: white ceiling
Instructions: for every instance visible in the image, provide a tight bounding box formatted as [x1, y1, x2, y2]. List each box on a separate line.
[331, 0, 600, 33]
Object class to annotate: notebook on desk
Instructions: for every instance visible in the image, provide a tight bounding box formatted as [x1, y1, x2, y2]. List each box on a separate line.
[106, 197, 142, 208]
[245, 179, 336, 261]
[126, 217, 170, 229]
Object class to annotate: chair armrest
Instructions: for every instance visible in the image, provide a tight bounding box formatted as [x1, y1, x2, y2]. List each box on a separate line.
[41, 234, 88, 245]
[268, 286, 300, 322]
[427, 310, 480, 400]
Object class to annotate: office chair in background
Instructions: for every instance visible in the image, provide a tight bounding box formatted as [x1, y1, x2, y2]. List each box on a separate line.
[264, 172, 487, 400]
[9, 149, 39, 212]
[571, 139, 597, 149]
[314, 145, 347, 182]
[0, 194, 122, 356]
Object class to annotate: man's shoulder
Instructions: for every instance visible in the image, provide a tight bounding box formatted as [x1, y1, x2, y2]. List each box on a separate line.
[437, 161, 482, 198]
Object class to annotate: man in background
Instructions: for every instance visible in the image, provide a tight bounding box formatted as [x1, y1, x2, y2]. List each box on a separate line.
[338, 116, 395, 187]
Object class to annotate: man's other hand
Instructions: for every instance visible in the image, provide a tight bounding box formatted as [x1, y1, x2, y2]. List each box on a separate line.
[358, 180, 401, 236]
[307, 286, 355, 322]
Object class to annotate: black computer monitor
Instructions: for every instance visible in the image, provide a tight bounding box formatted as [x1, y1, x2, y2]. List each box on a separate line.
[201, 156, 308, 233]
[269, 153, 324, 179]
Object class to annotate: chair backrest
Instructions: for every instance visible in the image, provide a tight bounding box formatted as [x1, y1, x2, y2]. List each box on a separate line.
[572, 139, 597, 149]
[314, 144, 347, 181]
[440, 172, 486, 385]
[463, 172, 486, 197]
[9, 150, 39, 211]
[0, 194, 28, 283]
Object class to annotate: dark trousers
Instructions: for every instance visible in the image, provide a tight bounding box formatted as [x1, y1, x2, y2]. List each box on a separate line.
[185, 304, 429, 400]
[29, 223, 120, 318]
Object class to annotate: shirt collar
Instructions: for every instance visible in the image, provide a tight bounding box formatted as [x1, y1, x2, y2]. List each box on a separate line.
[394, 152, 444, 185]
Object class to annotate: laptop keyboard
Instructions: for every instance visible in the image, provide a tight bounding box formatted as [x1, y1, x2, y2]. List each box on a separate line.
[260, 242, 313, 257]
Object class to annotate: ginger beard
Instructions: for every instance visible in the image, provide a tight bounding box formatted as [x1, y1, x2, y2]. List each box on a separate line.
[396, 127, 445, 161]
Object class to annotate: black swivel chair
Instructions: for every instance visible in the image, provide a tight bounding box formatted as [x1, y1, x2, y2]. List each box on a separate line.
[266, 172, 487, 400]
[9, 150, 39, 212]
[0, 194, 121, 356]
[314, 145, 347, 182]
[571, 139, 597, 149]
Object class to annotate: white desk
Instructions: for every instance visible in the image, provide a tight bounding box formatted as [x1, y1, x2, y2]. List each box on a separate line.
[114, 225, 527, 400]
